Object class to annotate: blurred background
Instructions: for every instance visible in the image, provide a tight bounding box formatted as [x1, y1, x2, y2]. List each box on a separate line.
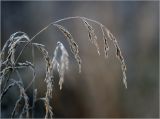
[1, 1, 159, 118]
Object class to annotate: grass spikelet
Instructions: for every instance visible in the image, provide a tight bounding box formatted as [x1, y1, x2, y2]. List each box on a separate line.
[100, 25, 109, 58]
[81, 17, 100, 55]
[17, 61, 34, 68]
[115, 43, 127, 88]
[34, 43, 54, 118]
[44, 97, 53, 119]
[34, 43, 53, 97]
[6, 32, 30, 65]
[104, 27, 127, 88]
[53, 24, 81, 73]
[1, 32, 26, 60]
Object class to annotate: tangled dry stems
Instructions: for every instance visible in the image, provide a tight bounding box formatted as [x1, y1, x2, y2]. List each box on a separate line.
[0, 16, 127, 118]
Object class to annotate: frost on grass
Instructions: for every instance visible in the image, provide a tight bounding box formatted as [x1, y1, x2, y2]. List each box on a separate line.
[0, 32, 30, 87]
[11, 79, 29, 118]
[0, 16, 127, 118]
[2, 32, 30, 66]
[53, 24, 81, 73]
[33, 43, 53, 93]
[34, 41, 69, 118]
[34, 43, 54, 118]
[53, 41, 69, 90]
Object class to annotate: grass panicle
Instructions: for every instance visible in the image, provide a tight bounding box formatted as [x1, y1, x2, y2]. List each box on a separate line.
[34, 43, 54, 118]
[1, 16, 127, 118]
[53, 24, 81, 73]
[81, 17, 100, 55]
[104, 27, 127, 88]
[7, 32, 30, 65]
[100, 24, 109, 58]
[53, 41, 69, 90]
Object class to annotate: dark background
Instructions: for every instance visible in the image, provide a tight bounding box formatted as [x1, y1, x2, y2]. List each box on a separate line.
[1, 1, 159, 118]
